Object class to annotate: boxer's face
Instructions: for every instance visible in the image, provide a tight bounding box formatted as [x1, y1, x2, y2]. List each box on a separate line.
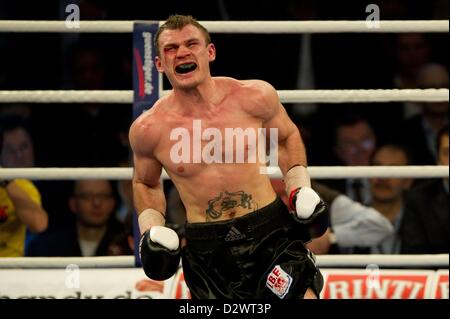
[370, 147, 412, 202]
[156, 25, 216, 90]
[70, 180, 116, 228]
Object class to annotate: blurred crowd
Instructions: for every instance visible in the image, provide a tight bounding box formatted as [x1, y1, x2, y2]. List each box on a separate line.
[0, 0, 448, 258]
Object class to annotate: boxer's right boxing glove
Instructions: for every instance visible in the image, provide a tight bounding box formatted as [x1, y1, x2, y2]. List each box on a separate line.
[139, 226, 181, 281]
[289, 186, 329, 239]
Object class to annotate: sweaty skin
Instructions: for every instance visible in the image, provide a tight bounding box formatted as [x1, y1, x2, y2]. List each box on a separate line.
[130, 24, 306, 224]
[130, 77, 305, 223]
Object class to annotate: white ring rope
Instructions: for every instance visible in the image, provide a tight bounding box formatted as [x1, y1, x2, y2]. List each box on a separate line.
[0, 90, 131, 104]
[0, 20, 447, 33]
[0, 89, 448, 104]
[0, 256, 134, 269]
[0, 166, 447, 180]
[0, 255, 447, 269]
[276, 89, 449, 104]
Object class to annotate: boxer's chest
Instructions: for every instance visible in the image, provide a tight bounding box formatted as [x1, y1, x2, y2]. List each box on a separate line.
[155, 108, 264, 177]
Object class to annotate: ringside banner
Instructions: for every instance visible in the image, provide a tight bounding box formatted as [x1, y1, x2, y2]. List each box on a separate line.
[132, 21, 160, 266]
[0, 267, 189, 299]
[431, 270, 449, 299]
[0, 268, 447, 299]
[321, 269, 436, 299]
[132, 21, 160, 119]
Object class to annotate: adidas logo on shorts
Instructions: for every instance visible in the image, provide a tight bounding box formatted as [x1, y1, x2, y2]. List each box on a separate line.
[225, 226, 246, 241]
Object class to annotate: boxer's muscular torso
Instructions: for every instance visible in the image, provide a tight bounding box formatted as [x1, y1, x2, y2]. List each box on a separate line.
[135, 77, 277, 223]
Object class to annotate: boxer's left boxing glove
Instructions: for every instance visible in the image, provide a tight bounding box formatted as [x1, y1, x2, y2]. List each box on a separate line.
[140, 226, 181, 281]
[288, 186, 329, 239]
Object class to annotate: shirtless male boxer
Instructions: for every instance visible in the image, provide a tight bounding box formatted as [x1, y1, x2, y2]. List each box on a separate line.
[129, 15, 328, 299]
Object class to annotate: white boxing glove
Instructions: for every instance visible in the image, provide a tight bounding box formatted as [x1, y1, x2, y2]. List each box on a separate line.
[149, 226, 180, 251]
[290, 186, 321, 219]
[284, 165, 329, 238]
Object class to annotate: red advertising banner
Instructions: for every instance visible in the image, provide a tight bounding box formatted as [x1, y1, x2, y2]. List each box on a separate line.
[430, 270, 449, 299]
[321, 269, 436, 299]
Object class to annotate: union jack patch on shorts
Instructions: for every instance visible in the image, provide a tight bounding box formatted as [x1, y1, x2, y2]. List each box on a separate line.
[266, 265, 293, 299]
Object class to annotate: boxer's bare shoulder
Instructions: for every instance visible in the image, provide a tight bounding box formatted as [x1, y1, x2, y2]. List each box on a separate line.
[129, 97, 170, 156]
[224, 78, 279, 121]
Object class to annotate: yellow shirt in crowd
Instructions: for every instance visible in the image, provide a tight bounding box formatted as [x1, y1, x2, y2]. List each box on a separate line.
[0, 179, 42, 257]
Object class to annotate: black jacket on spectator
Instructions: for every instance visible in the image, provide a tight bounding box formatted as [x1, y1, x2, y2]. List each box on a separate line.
[401, 179, 449, 254]
[27, 218, 124, 257]
[401, 115, 439, 165]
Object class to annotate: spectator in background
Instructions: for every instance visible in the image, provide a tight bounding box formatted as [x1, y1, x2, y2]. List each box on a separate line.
[402, 63, 449, 165]
[394, 34, 431, 90]
[0, 114, 72, 238]
[37, 41, 131, 168]
[0, 104, 33, 120]
[0, 115, 35, 168]
[360, 144, 413, 254]
[393, 33, 431, 118]
[108, 155, 135, 255]
[27, 179, 127, 257]
[324, 114, 377, 204]
[401, 125, 449, 253]
[116, 156, 134, 223]
[334, 115, 377, 167]
[66, 42, 130, 166]
[0, 116, 48, 256]
[369, 145, 413, 252]
[107, 207, 134, 256]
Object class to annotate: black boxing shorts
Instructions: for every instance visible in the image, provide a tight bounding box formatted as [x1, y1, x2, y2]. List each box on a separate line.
[182, 197, 324, 299]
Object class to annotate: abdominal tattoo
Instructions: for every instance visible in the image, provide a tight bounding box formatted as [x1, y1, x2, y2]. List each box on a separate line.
[205, 191, 258, 221]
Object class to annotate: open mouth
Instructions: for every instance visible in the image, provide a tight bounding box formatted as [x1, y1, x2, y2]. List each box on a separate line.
[175, 63, 197, 74]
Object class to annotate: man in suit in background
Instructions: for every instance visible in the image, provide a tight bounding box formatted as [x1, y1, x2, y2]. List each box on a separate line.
[401, 125, 449, 253]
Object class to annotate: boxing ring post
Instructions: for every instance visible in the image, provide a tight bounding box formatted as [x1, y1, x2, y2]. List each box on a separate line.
[131, 21, 161, 266]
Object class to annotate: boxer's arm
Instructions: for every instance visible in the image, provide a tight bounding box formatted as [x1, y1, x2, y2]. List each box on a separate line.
[130, 118, 181, 280]
[132, 155, 181, 280]
[257, 82, 307, 183]
[129, 119, 166, 234]
[257, 83, 311, 194]
[132, 154, 167, 234]
[256, 82, 328, 237]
